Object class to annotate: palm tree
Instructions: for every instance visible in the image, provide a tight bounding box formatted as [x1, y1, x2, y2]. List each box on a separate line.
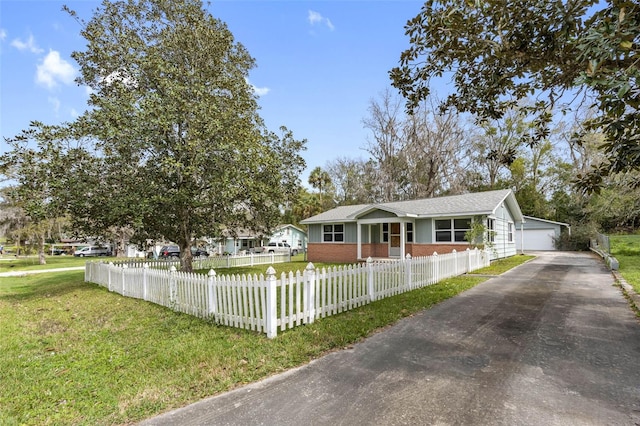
[308, 167, 332, 205]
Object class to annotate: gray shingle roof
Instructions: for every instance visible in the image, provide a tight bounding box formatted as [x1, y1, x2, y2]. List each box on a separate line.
[301, 189, 522, 223]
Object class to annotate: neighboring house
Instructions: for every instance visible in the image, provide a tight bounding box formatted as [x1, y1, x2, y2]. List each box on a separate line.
[217, 225, 308, 255]
[269, 224, 307, 253]
[516, 216, 570, 251]
[300, 189, 524, 263]
[217, 229, 265, 255]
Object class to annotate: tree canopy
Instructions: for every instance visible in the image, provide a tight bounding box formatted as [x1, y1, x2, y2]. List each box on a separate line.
[2, 0, 306, 271]
[390, 0, 639, 191]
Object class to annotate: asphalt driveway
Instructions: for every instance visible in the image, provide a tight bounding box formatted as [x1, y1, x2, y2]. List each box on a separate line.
[140, 251, 640, 426]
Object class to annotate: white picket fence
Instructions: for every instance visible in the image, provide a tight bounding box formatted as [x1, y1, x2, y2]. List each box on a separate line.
[113, 251, 292, 271]
[85, 248, 489, 338]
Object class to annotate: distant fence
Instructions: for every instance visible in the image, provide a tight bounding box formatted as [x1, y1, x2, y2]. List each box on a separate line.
[590, 232, 618, 270]
[591, 232, 610, 254]
[85, 248, 490, 338]
[112, 252, 292, 271]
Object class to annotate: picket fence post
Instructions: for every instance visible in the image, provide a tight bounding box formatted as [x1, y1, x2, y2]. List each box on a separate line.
[265, 266, 277, 338]
[108, 262, 114, 292]
[169, 265, 177, 306]
[452, 249, 457, 275]
[207, 269, 217, 318]
[304, 262, 316, 324]
[143, 263, 149, 300]
[433, 252, 439, 282]
[466, 248, 472, 272]
[121, 264, 128, 296]
[367, 257, 376, 301]
[405, 254, 412, 291]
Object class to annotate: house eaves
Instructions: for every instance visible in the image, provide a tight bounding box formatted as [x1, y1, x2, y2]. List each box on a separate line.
[301, 189, 524, 224]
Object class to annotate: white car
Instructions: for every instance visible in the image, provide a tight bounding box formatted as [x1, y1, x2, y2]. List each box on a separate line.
[74, 246, 111, 257]
[261, 242, 298, 255]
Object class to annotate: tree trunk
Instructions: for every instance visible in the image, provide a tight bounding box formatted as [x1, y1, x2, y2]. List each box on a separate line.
[178, 223, 193, 272]
[38, 233, 46, 265]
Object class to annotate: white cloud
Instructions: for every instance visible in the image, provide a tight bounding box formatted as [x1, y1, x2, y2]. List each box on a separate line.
[308, 10, 334, 31]
[11, 34, 44, 54]
[70, 108, 79, 118]
[0, 29, 6, 41]
[253, 84, 270, 97]
[246, 78, 270, 97]
[36, 50, 76, 89]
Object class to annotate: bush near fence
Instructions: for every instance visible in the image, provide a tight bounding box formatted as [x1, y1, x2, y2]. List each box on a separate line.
[85, 248, 489, 338]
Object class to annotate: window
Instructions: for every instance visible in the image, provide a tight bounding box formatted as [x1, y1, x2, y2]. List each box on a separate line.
[406, 222, 414, 242]
[508, 223, 514, 242]
[487, 218, 495, 242]
[323, 224, 344, 242]
[382, 223, 389, 243]
[435, 218, 471, 242]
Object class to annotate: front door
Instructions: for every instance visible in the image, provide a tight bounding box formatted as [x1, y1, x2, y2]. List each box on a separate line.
[389, 222, 401, 257]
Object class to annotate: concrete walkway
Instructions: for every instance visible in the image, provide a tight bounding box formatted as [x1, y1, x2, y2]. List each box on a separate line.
[139, 251, 640, 426]
[0, 266, 84, 277]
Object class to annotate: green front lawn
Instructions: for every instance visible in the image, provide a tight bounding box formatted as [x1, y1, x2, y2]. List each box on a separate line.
[0, 255, 531, 425]
[610, 234, 640, 294]
[0, 255, 111, 273]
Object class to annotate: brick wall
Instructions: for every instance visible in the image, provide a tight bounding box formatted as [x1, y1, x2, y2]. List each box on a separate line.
[307, 242, 471, 263]
[411, 244, 470, 257]
[307, 243, 359, 263]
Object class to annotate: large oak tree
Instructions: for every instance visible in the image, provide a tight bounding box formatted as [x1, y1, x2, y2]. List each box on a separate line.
[390, 0, 639, 191]
[61, 0, 305, 271]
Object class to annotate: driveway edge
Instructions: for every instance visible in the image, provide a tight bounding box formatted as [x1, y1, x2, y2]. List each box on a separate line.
[613, 270, 640, 314]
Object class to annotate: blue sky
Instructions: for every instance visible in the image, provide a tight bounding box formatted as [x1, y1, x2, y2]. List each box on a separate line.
[0, 0, 425, 184]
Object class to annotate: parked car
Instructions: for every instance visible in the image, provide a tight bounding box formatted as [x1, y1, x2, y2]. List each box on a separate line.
[260, 241, 298, 255]
[73, 246, 111, 257]
[159, 245, 180, 258]
[158, 245, 209, 258]
[192, 247, 209, 257]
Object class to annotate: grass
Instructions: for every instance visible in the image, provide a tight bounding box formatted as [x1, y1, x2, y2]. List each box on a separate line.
[470, 254, 535, 275]
[610, 234, 640, 294]
[0, 255, 113, 273]
[0, 255, 531, 425]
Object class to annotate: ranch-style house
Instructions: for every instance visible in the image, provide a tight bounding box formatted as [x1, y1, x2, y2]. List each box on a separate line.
[300, 189, 525, 263]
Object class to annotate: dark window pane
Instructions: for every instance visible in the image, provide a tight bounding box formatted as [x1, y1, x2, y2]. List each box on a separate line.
[454, 218, 471, 229]
[323, 234, 333, 242]
[334, 233, 344, 242]
[323, 225, 333, 233]
[407, 223, 413, 231]
[334, 224, 344, 232]
[383, 223, 389, 232]
[435, 220, 451, 230]
[407, 233, 413, 243]
[454, 230, 467, 242]
[436, 231, 451, 242]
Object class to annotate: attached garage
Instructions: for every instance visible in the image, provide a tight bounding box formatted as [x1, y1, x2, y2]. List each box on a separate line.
[516, 216, 570, 251]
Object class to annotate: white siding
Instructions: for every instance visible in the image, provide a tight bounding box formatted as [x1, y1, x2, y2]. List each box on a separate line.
[488, 203, 517, 260]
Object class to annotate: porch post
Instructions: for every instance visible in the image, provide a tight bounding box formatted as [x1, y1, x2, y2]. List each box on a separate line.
[357, 220, 362, 260]
[400, 221, 406, 259]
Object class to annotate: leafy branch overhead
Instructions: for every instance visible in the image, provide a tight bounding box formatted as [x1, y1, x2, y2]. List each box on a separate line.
[390, 0, 639, 191]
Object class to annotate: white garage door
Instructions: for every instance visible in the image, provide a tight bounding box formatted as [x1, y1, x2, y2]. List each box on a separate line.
[516, 229, 556, 251]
